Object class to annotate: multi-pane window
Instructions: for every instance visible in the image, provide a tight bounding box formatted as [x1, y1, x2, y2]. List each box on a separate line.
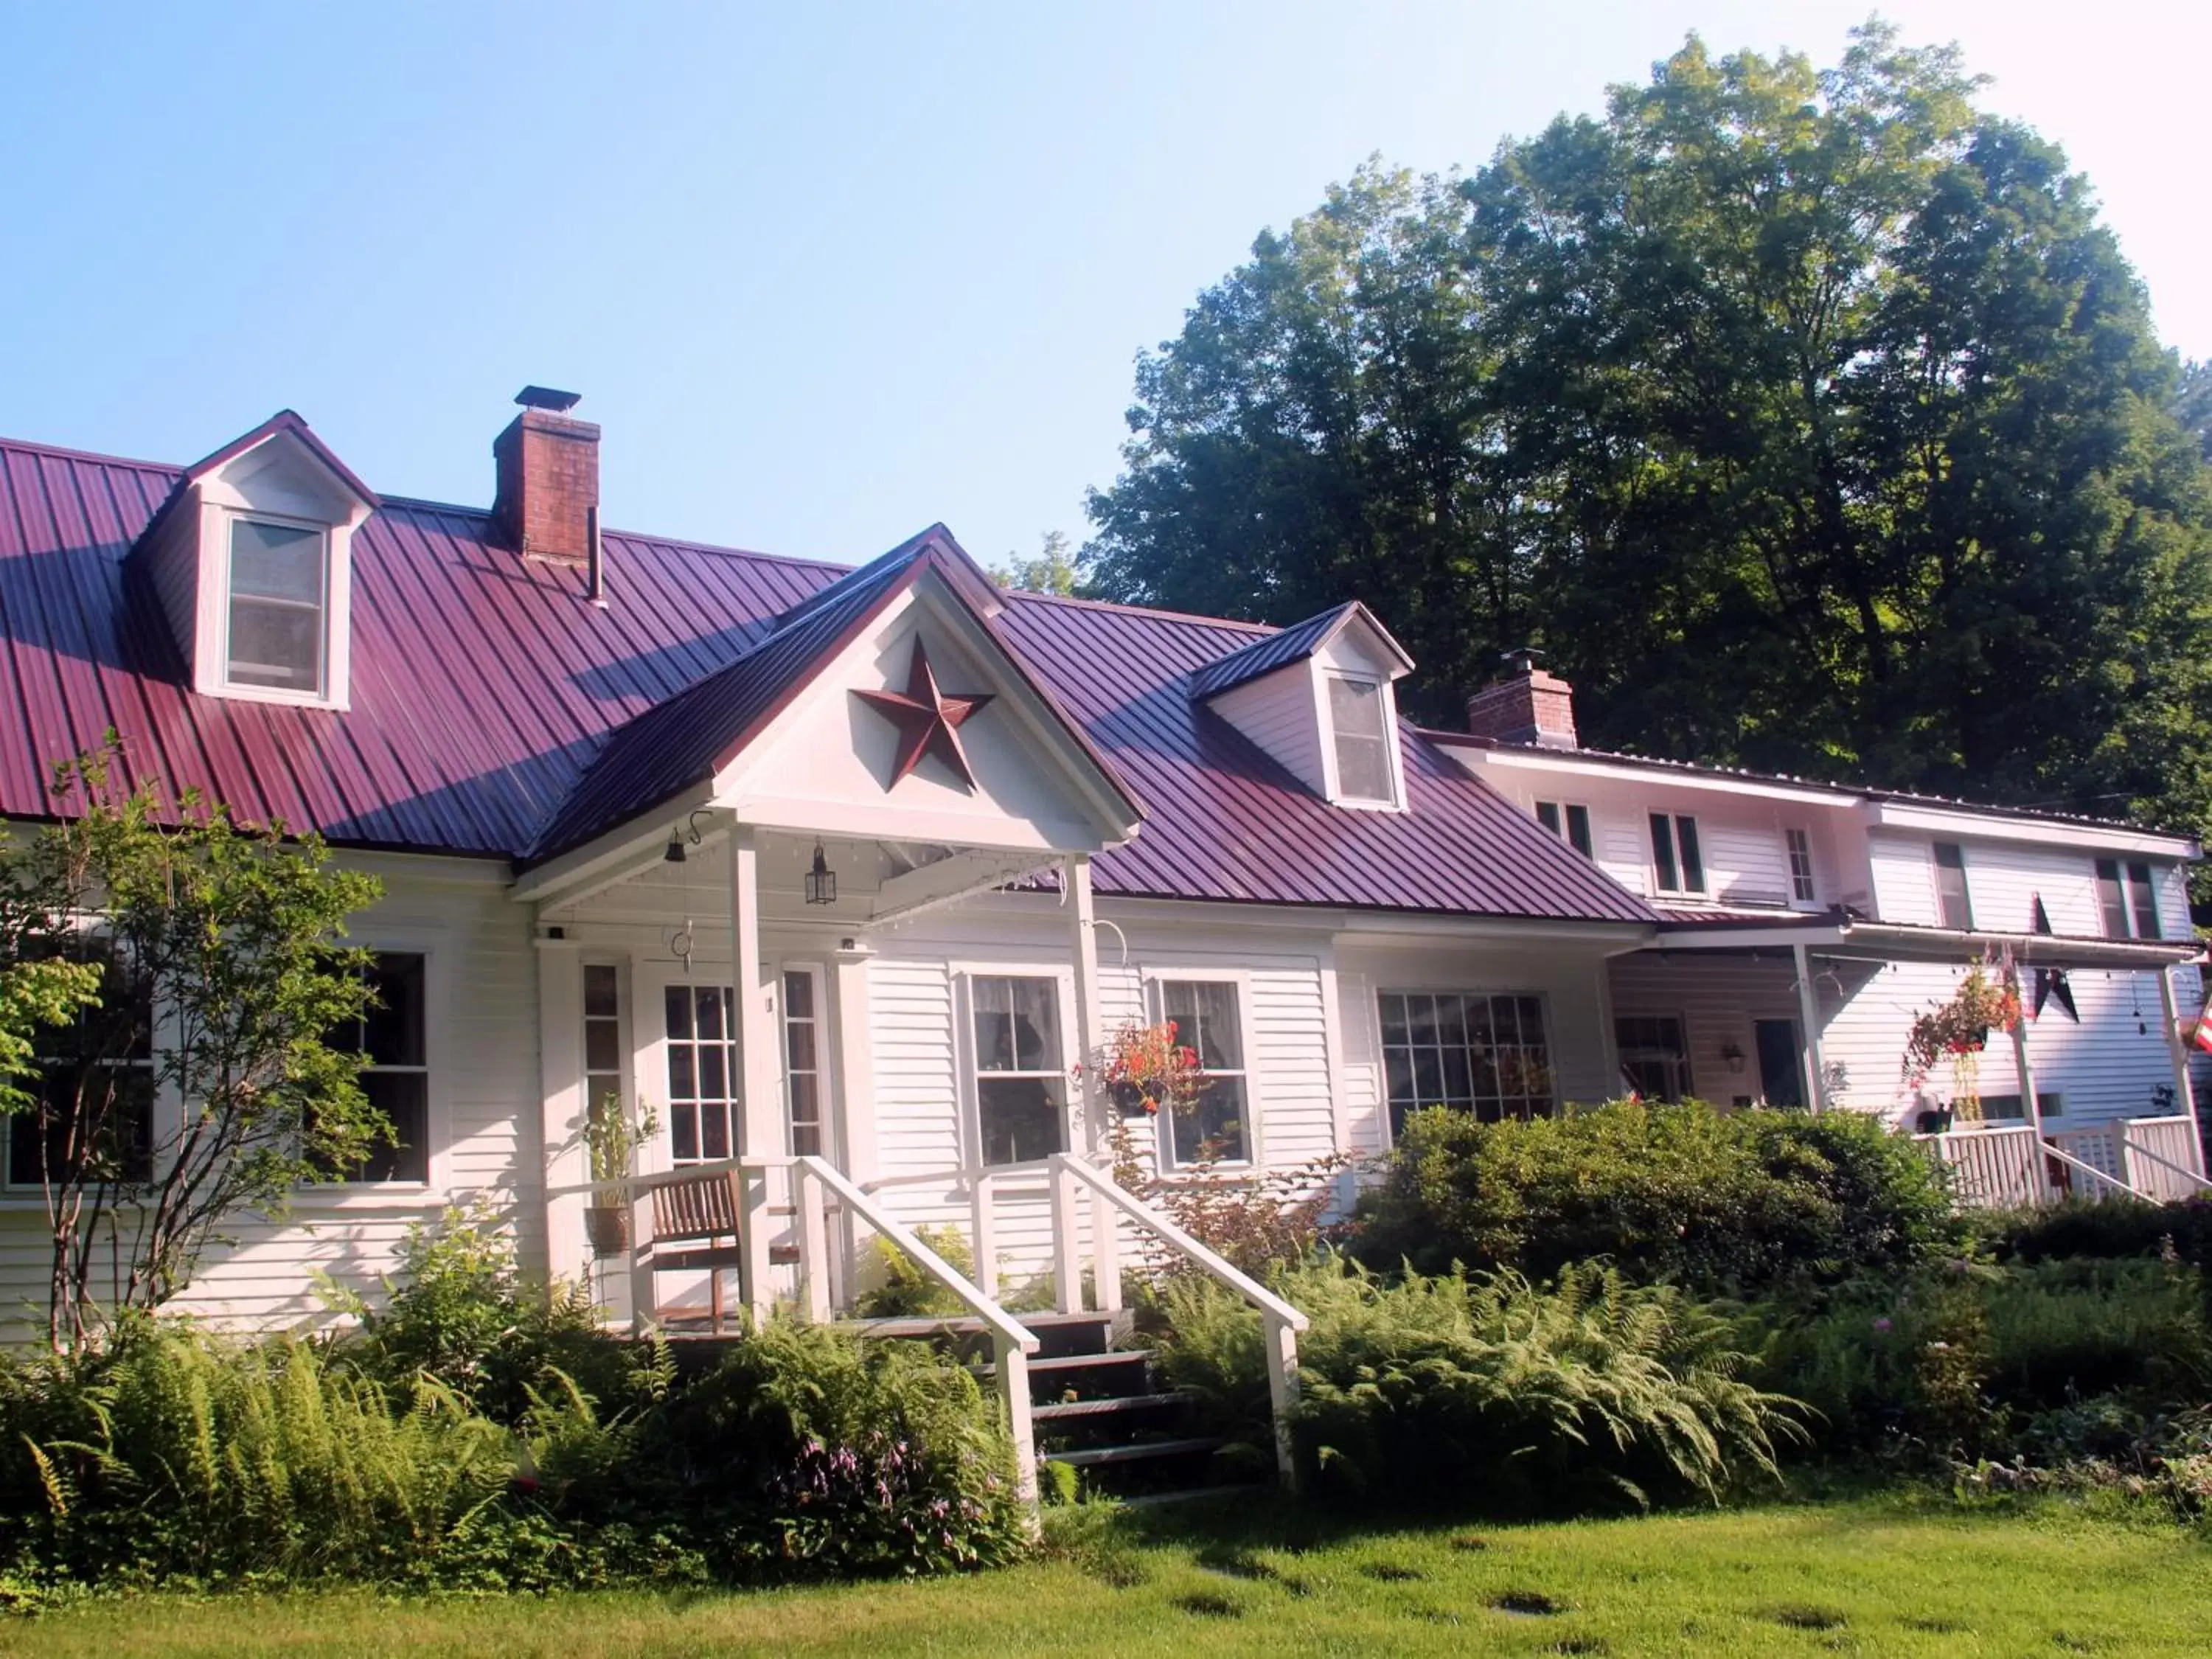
[782, 968, 825, 1158]
[582, 963, 625, 1162]
[1933, 842, 1972, 929]
[1615, 1015, 1692, 1103]
[1786, 829, 1817, 902]
[1327, 676, 1394, 802]
[1980, 1092, 2063, 1121]
[1377, 991, 1554, 1138]
[226, 516, 326, 692]
[1535, 801, 1593, 857]
[1648, 813, 1705, 894]
[1158, 980, 1250, 1167]
[664, 984, 737, 1164]
[332, 953, 430, 1183]
[2096, 859, 2163, 940]
[970, 975, 1066, 1166]
[5, 948, 154, 1189]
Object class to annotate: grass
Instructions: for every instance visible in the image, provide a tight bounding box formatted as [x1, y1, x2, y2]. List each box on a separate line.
[4, 1493, 2207, 1656]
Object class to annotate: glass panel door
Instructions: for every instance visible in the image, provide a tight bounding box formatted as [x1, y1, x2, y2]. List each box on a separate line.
[664, 983, 737, 1163]
[1754, 1018, 1805, 1109]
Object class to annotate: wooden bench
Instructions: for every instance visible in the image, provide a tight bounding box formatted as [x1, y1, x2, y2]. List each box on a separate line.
[647, 1168, 748, 1332]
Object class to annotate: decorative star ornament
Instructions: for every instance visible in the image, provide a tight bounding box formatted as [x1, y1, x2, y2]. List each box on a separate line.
[2028, 894, 2079, 1023]
[852, 639, 994, 790]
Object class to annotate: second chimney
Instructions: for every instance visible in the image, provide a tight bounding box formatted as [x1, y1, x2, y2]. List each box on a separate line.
[493, 387, 599, 563]
[1467, 650, 1578, 748]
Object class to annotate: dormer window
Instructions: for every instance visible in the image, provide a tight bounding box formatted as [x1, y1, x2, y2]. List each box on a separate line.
[226, 515, 328, 694]
[1327, 675, 1394, 803]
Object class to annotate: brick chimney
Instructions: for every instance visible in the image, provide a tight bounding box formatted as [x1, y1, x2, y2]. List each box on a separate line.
[1467, 649, 1577, 748]
[493, 387, 599, 564]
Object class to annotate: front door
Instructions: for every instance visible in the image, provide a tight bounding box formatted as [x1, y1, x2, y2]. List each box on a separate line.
[779, 965, 832, 1161]
[1754, 1018, 1805, 1108]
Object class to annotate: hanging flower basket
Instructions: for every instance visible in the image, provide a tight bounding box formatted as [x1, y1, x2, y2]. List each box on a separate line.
[1902, 959, 2021, 1121]
[1097, 1020, 1204, 1119]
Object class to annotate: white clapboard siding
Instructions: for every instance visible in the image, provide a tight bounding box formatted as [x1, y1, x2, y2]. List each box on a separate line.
[1608, 953, 1807, 1106]
[1245, 961, 1335, 1169]
[1868, 834, 1940, 925]
[1700, 824, 1796, 908]
[1335, 971, 1389, 1154]
[1960, 841, 2098, 936]
[1209, 665, 1326, 795]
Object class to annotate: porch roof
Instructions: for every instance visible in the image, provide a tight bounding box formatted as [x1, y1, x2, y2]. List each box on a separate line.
[1649, 906, 2201, 970]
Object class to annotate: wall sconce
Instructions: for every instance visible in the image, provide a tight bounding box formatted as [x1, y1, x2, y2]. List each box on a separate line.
[1720, 1040, 1747, 1075]
[804, 840, 838, 906]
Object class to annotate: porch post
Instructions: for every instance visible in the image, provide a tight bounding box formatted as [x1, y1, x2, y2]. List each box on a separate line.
[2155, 967, 2205, 1175]
[535, 936, 591, 1293]
[2011, 964, 2047, 1142]
[728, 821, 773, 1323]
[1064, 855, 1120, 1311]
[1792, 944, 1829, 1113]
[831, 942, 880, 1304]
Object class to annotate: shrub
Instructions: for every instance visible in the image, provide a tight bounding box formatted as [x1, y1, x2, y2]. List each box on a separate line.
[1353, 1099, 1965, 1295]
[1975, 1196, 2212, 1268]
[851, 1225, 978, 1320]
[1158, 1256, 1801, 1512]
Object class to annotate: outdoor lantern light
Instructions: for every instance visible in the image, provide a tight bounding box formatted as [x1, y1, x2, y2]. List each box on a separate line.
[804, 841, 837, 905]
[664, 835, 686, 863]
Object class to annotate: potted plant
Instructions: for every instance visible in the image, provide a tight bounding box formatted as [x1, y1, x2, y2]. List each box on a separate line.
[1901, 959, 2022, 1124]
[582, 1090, 658, 1257]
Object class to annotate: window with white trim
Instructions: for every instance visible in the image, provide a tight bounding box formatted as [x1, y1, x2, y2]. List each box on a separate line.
[782, 967, 826, 1158]
[1377, 991, 1554, 1138]
[970, 975, 1066, 1166]
[664, 984, 737, 1164]
[1615, 1015, 1692, 1103]
[1933, 841, 1972, 930]
[330, 952, 429, 1183]
[4, 947, 153, 1190]
[1786, 829, 1817, 902]
[2096, 859, 2161, 941]
[1157, 979, 1250, 1167]
[1535, 801, 1593, 858]
[225, 515, 327, 694]
[582, 963, 626, 1159]
[1649, 813, 1705, 895]
[1326, 675, 1395, 803]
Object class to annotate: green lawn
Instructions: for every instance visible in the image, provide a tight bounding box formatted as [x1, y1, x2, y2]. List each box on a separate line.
[4, 1495, 2206, 1657]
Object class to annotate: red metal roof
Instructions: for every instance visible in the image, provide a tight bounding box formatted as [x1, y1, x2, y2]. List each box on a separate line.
[0, 426, 1655, 925]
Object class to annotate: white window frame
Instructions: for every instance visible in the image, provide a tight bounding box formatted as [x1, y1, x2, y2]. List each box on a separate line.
[580, 955, 634, 1169]
[1373, 987, 1559, 1142]
[779, 961, 831, 1160]
[1931, 841, 1973, 931]
[955, 964, 1077, 1169]
[1146, 970, 1262, 1173]
[1786, 828, 1818, 904]
[1647, 810, 1706, 896]
[220, 509, 333, 704]
[1615, 1012, 1694, 1103]
[1534, 799, 1595, 858]
[1, 936, 157, 1197]
[297, 934, 451, 1209]
[1318, 669, 1405, 811]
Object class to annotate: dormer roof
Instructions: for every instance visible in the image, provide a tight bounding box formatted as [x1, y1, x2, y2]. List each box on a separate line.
[128, 410, 378, 557]
[1187, 601, 1412, 700]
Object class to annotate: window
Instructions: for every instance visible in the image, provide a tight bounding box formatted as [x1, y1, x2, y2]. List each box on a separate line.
[1158, 980, 1250, 1166]
[1377, 991, 1554, 1139]
[1933, 842, 1972, 930]
[2096, 859, 2163, 940]
[582, 963, 625, 1160]
[664, 984, 737, 1164]
[1786, 829, 1817, 902]
[330, 953, 429, 1183]
[1535, 801, 1594, 858]
[225, 516, 326, 692]
[5, 949, 153, 1190]
[1649, 813, 1705, 894]
[1326, 675, 1394, 802]
[1615, 1015, 1692, 1103]
[1980, 1092, 2063, 1121]
[782, 968, 825, 1158]
[970, 975, 1066, 1166]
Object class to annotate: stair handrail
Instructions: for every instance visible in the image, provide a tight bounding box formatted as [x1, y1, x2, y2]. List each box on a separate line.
[1049, 1152, 1307, 1487]
[2036, 1135, 2139, 1201]
[2119, 1133, 2212, 1194]
[796, 1155, 1043, 1510]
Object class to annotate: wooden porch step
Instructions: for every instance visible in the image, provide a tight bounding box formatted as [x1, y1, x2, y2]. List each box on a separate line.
[1043, 1435, 1225, 1469]
[844, 1309, 1116, 1341]
[1032, 1391, 1194, 1422]
[989, 1348, 1155, 1377]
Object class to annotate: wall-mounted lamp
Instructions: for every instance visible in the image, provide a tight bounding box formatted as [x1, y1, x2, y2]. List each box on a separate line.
[1720, 1040, 1747, 1075]
[804, 840, 838, 905]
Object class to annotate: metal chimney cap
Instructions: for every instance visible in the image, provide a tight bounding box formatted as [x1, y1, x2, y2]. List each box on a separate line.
[515, 386, 583, 412]
[1502, 646, 1547, 675]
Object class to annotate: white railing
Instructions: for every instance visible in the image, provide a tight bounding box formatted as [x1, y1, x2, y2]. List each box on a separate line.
[1917, 1124, 2045, 1208]
[2121, 1115, 2212, 1203]
[1048, 1152, 1310, 1488]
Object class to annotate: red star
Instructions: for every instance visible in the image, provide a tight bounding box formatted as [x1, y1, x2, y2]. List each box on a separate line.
[852, 639, 995, 789]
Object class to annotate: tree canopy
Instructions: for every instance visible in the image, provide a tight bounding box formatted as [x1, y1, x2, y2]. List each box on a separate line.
[1086, 23, 2212, 855]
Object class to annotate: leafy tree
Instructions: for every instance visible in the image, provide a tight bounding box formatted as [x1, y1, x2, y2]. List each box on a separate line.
[0, 744, 383, 1348]
[2178, 361, 2212, 462]
[1087, 23, 2212, 853]
[987, 529, 1089, 596]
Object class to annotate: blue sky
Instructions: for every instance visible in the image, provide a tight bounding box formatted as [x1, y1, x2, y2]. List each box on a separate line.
[4, 2, 2205, 571]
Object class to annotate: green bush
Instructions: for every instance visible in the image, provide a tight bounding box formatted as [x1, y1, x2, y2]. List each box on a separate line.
[1353, 1100, 1966, 1295]
[1158, 1256, 1801, 1513]
[1975, 1196, 2212, 1268]
[1759, 1259, 2212, 1458]
[852, 1225, 978, 1320]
